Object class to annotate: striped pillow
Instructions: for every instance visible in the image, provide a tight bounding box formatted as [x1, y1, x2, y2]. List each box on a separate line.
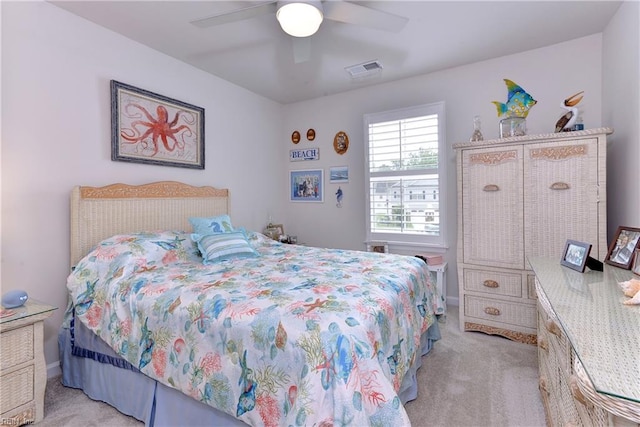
[192, 231, 258, 265]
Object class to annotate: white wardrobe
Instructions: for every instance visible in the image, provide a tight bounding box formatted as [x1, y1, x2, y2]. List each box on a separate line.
[454, 128, 612, 344]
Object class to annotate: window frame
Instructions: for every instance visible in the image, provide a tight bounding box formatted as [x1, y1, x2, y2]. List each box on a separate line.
[363, 101, 447, 250]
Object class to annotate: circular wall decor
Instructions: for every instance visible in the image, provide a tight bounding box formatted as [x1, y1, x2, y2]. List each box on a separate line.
[291, 131, 301, 144]
[333, 131, 349, 155]
[306, 129, 316, 141]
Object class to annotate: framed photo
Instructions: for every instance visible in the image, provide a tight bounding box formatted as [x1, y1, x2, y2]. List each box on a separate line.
[290, 169, 323, 202]
[560, 240, 592, 272]
[329, 166, 349, 183]
[367, 241, 389, 253]
[605, 226, 640, 269]
[111, 80, 205, 169]
[264, 224, 284, 241]
[631, 249, 640, 276]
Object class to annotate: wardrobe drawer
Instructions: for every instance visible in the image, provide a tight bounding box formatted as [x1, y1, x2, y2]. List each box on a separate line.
[464, 295, 536, 328]
[463, 269, 522, 297]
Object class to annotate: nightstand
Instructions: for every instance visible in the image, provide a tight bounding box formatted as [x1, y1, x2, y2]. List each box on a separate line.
[1, 300, 56, 425]
[425, 262, 448, 317]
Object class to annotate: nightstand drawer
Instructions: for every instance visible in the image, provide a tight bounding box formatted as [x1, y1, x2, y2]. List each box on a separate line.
[0, 325, 34, 370]
[463, 268, 522, 297]
[0, 365, 34, 414]
[464, 295, 536, 328]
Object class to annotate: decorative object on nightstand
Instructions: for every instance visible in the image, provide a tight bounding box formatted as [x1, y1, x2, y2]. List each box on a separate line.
[0, 299, 56, 425]
[453, 128, 612, 345]
[263, 223, 284, 241]
[1, 290, 29, 309]
[366, 241, 388, 253]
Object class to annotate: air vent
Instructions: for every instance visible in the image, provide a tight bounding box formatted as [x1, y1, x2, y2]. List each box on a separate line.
[345, 60, 383, 79]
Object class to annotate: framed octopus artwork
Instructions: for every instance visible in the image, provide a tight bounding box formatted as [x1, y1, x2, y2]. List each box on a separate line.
[110, 80, 205, 169]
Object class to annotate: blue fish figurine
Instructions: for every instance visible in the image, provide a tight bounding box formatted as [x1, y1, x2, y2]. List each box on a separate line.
[492, 79, 537, 118]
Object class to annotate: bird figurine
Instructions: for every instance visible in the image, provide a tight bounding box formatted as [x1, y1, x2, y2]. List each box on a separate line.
[492, 79, 537, 118]
[554, 91, 584, 132]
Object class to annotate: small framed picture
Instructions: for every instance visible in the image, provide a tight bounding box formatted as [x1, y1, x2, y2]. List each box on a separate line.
[560, 240, 592, 272]
[366, 241, 389, 254]
[263, 224, 284, 241]
[631, 249, 640, 276]
[605, 226, 640, 269]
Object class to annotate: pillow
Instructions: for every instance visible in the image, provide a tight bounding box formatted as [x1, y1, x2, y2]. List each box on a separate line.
[189, 214, 234, 235]
[191, 230, 258, 265]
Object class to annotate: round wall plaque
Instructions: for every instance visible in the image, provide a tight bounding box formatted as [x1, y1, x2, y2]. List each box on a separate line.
[306, 129, 316, 141]
[333, 131, 349, 155]
[291, 131, 301, 144]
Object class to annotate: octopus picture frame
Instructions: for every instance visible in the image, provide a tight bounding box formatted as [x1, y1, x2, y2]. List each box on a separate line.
[111, 80, 205, 169]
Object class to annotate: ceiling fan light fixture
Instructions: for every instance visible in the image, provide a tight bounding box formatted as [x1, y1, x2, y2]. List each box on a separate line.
[276, 1, 323, 38]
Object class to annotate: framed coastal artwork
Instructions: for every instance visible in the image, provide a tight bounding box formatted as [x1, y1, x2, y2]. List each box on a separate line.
[111, 80, 205, 169]
[605, 226, 640, 269]
[290, 169, 323, 202]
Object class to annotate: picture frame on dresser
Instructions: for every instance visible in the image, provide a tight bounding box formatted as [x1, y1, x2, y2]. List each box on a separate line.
[560, 240, 592, 272]
[605, 226, 640, 269]
[631, 249, 640, 276]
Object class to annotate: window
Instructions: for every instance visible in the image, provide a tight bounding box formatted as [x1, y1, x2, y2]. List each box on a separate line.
[364, 102, 446, 247]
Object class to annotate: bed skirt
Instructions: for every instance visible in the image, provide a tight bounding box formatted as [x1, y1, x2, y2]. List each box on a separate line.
[58, 320, 441, 426]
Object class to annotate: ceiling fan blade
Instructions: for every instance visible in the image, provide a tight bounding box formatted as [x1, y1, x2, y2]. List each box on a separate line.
[323, 1, 408, 33]
[190, 2, 277, 28]
[292, 37, 312, 64]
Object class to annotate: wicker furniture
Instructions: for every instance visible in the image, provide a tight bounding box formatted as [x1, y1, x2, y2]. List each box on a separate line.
[453, 128, 612, 344]
[0, 300, 56, 425]
[530, 257, 640, 426]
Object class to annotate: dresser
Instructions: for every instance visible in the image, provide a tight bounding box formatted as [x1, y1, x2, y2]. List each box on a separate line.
[453, 128, 612, 344]
[530, 257, 640, 426]
[1, 300, 56, 426]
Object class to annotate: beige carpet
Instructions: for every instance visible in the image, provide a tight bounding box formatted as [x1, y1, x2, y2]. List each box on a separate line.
[41, 308, 546, 426]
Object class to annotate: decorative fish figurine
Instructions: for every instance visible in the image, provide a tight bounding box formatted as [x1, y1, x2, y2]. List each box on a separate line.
[492, 79, 537, 118]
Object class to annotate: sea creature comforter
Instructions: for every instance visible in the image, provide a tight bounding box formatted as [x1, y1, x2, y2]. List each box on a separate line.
[65, 230, 439, 426]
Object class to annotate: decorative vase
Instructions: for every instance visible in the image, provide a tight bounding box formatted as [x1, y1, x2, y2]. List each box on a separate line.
[500, 116, 526, 138]
[470, 115, 484, 142]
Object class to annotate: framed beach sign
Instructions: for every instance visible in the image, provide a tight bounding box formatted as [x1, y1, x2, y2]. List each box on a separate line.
[290, 169, 323, 202]
[111, 80, 205, 169]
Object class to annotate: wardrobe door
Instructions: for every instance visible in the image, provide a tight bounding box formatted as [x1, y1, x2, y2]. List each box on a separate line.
[462, 146, 524, 269]
[524, 139, 599, 266]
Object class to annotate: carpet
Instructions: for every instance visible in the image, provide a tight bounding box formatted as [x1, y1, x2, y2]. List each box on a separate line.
[41, 307, 545, 426]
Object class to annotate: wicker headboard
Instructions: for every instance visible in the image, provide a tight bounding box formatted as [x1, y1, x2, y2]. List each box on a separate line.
[70, 181, 229, 268]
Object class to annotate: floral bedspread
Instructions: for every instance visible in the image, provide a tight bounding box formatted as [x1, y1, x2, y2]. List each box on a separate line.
[66, 231, 439, 426]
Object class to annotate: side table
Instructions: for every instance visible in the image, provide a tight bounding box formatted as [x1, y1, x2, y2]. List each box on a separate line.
[1, 299, 56, 425]
[425, 262, 448, 317]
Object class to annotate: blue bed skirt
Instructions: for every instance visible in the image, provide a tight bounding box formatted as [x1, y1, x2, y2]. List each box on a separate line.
[58, 318, 441, 426]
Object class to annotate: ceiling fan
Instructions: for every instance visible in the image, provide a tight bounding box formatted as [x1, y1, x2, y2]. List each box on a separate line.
[190, 1, 408, 63]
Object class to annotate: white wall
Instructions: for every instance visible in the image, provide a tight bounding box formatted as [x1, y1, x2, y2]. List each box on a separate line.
[1, 1, 284, 372]
[603, 1, 640, 236]
[282, 34, 604, 306]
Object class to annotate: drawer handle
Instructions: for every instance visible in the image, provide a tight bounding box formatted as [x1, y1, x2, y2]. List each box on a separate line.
[484, 307, 501, 316]
[538, 336, 548, 352]
[483, 184, 500, 192]
[483, 279, 499, 288]
[569, 375, 588, 406]
[539, 377, 549, 395]
[550, 182, 570, 190]
[545, 319, 562, 337]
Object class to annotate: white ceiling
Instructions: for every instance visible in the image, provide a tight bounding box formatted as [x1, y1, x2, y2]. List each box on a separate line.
[50, 1, 622, 104]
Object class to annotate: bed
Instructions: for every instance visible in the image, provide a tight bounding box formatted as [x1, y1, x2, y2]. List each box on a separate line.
[58, 181, 441, 426]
